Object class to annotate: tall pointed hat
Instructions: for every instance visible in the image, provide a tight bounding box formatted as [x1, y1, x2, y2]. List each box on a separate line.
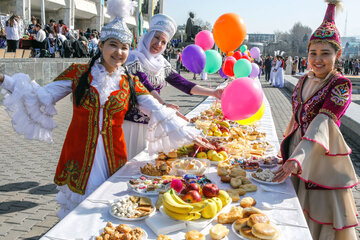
[309, 0, 343, 49]
[100, 0, 137, 44]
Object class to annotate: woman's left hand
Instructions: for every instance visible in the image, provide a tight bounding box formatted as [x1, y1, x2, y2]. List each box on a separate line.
[175, 110, 189, 122]
[165, 103, 179, 110]
[194, 136, 216, 150]
[213, 88, 224, 100]
[273, 160, 299, 183]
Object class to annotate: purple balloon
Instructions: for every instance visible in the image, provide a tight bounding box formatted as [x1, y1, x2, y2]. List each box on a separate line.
[249, 63, 260, 78]
[250, 47, 261, 59]
[219, 67, 228, 78]
[182, 44, 206, 74]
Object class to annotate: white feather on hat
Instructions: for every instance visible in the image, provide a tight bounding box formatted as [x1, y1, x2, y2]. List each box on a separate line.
[107, 0, 138, 20]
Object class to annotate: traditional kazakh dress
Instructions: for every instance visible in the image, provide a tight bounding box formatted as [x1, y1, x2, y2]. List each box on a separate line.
[281, 71, 358, 240]
[0, 61, 199, 218]
[270, 59, 276, 86]
[274, 59, 284, 88]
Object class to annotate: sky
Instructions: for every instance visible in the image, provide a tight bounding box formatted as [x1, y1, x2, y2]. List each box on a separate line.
[164, 0, 360, 37]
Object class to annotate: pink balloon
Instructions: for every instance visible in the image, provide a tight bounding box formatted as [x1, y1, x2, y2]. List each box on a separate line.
[221, 78, 263, 120]
[195, 30, 215, 51]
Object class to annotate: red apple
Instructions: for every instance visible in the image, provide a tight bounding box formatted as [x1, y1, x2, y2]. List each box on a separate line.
[185, 183, 200, 193]
[202, 184, 219, 198]
[182, 190, 202, 203]
[216, 146, 228, 153]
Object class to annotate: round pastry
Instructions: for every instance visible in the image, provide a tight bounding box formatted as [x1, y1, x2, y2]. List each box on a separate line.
[251, 223, 279, 240]
[247, 214, 270, 227]
[239, 226, 261, 240]
[234, 217, 248, 231]
[209, 224, 229, 240]
[240, 197, 256, 208]
[185, 230, 205, 240]
[242, 207, 263, 218]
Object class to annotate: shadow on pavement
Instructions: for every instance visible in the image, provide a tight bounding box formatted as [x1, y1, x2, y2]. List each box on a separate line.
[28, 184, 58, 195]
[0, 200, 38, 214]
[23, 237, 41, 240]
[0, 181, 39, 192]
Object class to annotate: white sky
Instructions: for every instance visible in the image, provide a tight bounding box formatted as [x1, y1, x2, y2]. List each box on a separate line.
[164, 0, 360, 37]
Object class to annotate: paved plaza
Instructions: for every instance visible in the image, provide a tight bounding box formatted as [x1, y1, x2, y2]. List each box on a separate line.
[0, 71, 359, 239]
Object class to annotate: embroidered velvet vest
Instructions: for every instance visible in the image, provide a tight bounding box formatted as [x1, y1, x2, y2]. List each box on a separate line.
[53, 63, 149, 195]
[281, 72, 352, 161]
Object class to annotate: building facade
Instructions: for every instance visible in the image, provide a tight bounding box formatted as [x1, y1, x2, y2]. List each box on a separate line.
[0, 0, 164, 39]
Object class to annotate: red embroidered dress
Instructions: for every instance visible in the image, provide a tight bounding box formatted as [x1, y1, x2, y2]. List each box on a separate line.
[53, 63, 149, 195]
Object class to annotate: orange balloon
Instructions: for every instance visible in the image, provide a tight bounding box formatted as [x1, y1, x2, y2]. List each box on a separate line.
[213, 13, 247, 54]
[227, 51, 234, 57]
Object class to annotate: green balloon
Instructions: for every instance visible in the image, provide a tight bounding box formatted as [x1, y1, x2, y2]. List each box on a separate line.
[240, 45, 248, 53]
[233, 59, 252, 78]
[204, 50, 222, 74]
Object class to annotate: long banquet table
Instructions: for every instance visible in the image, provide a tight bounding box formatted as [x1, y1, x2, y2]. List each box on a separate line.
[41, 94, 313, 240]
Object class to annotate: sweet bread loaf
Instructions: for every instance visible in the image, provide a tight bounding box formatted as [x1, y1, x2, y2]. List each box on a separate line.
[247, 214, 270, 227]
[251, 223, 279, 240]
[209, 224, 229, 240]
[240, 197, 256, 208]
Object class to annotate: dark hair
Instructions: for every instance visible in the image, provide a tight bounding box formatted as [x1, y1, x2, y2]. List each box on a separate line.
[35, 23, 41, 28]
[50, 19, 56, 23]
[31, 16, 37, 21]
[59, 20, 64, 25]
[74, 50, 138, 111]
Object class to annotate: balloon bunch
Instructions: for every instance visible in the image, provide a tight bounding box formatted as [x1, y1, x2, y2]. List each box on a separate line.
[211, 13, 264, 125]
[182, 30, 222, 75]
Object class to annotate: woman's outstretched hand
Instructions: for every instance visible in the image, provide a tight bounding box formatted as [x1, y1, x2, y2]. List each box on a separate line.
[165, 103, 179, 110]
[193, 136, 215, 150]
[213, 88, 224, 100]
[273, 160, 299, 183]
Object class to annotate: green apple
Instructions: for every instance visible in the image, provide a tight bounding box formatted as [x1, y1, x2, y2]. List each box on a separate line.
[218, 151, 228, 159]
[196, 152, 207, 159]
[212, 153, 225, 162]
[207, 150, 217, 160]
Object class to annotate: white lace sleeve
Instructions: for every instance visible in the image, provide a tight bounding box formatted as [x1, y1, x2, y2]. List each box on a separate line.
[137, 95, 201, 155]
[1, 73, 72, 142]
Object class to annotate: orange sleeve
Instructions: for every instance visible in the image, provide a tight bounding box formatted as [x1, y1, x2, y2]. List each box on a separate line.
[53, 63, 90, 82]
[132, 75, 150, 96]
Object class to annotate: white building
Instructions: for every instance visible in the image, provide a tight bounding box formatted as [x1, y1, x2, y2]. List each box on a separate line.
[0, 0, 164, 39]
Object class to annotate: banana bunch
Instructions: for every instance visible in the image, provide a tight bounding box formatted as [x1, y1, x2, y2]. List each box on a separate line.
[215, 120, 231, 128]
[162, 189, 232, 221]
[162, 189, 206, 221]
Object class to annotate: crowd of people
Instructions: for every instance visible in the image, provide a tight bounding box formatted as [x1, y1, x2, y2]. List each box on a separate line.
[0, 14, 102, 58]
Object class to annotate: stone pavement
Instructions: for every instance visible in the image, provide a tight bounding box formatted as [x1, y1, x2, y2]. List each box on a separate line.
[0, 70, 359, 239]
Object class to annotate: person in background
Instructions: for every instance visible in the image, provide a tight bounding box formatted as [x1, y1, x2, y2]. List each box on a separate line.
[0, 26, 6, 49]
[57, 20, 69, 37]
[84, 28, 91, 39]
[28, 16, 37, 35]
[78, 31, 88, 43]
[32, 24, 46, 50]
[5, 14, 21, 52]
[264, 55, 272, 81]
[274, 1, 358, 239]
[354, 59, 359, 75]
[44, 19, 57, 37]
[88, 33, 99, 57]
[176, 49, 182, 74]
[292, 56, 299, 75]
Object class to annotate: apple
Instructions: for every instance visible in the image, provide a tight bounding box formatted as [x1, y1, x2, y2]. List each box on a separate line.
[182, 190, 202, 203]
[212, 153, 225, 162]
[217, 146, 228, 153]
[196, 152, 207, 159]
[207, 150, 217, 160]
[202, 184, 219, 198]
[218, 151, 228, 159]
[185, 183, 200, 193]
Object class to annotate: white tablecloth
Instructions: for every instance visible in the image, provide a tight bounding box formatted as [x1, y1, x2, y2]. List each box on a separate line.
[41, 94, 313, 240]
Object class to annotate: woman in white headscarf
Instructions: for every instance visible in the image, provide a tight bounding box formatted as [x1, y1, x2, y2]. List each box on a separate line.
[124, 14, 223, 160]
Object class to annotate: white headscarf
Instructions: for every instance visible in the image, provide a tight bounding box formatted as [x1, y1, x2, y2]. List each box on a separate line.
[126, 30, 172, 86]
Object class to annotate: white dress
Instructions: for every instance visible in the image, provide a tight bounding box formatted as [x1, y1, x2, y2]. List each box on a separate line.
[0, 62, 200, 219]
[274, 60, 284, 88]
[270, 60, 276, 86]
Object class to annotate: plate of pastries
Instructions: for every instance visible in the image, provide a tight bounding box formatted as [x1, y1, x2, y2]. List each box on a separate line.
[95, 221, 148, 240]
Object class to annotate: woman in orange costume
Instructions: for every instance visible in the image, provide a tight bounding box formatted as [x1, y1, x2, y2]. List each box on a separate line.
[0, 0, 212, 219]
[274, 1, 358, 239]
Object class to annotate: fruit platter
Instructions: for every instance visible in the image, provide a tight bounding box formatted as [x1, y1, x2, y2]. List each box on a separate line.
[171, 158, 209, 176]
[160, 181, 232, 229]
[128, 176, 177, 195]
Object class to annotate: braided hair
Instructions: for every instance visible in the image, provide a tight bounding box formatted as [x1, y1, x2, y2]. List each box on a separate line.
[74, 50, 138, 112]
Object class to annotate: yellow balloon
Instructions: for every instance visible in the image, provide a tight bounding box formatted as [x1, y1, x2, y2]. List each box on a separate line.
[236, 102, 265, 126]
